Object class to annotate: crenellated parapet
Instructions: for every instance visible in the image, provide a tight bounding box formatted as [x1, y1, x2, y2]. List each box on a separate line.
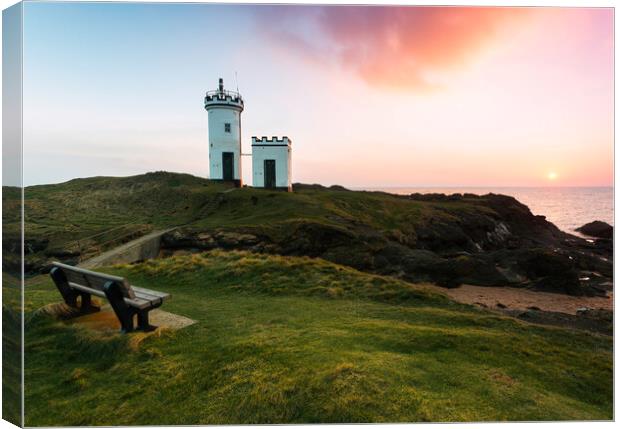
[204, 78, 244, 111]
[251, 135, 293, 191]
[252, 136, 292, 145]
[204, 90, 244, 110]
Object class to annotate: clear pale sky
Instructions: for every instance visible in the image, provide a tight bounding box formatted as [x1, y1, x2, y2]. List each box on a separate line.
[21, 3, 613, 187]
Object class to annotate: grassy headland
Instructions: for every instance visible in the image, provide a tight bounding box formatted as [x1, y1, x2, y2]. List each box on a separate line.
[6, 171, 611, 295]
[4, 172, 232, 269]
[9, 173, 613, 423]
[23, 251, 613, 424]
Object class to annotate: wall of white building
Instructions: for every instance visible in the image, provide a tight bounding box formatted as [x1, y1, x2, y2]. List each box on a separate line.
[207, 106, 242, 182]
[252, 137, 292, 191]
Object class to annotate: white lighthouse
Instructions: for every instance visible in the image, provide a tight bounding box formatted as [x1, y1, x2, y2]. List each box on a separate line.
[204, 78, 244, 186]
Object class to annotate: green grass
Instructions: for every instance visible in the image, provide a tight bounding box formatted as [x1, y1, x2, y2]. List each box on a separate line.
[4, 171, 504, 273]
[2, 272, 23, 426]
[23, 251, 612, 425]
[186, 184, 494, 240]
[8, 172, 232, 250]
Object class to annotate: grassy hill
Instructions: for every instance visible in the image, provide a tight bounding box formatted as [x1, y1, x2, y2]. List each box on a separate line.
[9, 171, 493, 253]
[4, 172, 231, 266]
[23, 251, 612, 424]
[5, 171, 610, 295]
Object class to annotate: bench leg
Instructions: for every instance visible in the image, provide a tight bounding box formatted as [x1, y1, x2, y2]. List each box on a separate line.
[137, 310, 156, 332]
[50, 267, 78, 307]
[103, 281, 134, 333]
[79, 292, 100, 313]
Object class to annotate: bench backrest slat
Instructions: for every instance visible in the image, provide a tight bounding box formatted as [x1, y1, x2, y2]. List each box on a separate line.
[52, 262, 135, 299]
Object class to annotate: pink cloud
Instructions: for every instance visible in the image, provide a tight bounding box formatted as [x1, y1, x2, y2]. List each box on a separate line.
[255, 6, 530, 90]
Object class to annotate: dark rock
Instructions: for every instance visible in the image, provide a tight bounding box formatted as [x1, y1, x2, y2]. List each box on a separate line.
[494, 263, 528, 284]
[156, 191, 612, 298]
[385, 247, 440, 271]
[596, 281, 614, 292]
[45, 248, 80, 258]
[576, 221, 613, 239]
[429, 254, 506, 287]
[277, 221, 359, 257]
[214, 232, 259, 248]
[576, 308, 613, 322]
[508, 308, 612, 336]
[162, 230, 217, 250]
[517, 248, 584, 295]
[593, 238, 613, 252]
[572, 251, 612, 277]
[4, 237, 49, 254]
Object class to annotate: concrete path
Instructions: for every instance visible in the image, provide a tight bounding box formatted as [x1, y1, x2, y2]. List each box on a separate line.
[78, 188, 238, 268]
[78, 228, 176, 269]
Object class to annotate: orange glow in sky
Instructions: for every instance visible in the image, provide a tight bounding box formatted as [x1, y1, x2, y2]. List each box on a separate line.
[257, 6, 613, 187]
[23, 5, 614, 187]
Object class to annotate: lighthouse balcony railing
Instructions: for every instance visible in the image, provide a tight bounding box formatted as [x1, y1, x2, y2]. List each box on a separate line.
[205, 89, 243, 103]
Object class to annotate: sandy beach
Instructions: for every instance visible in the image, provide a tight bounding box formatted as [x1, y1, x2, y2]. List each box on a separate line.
[427, 284, 613, 315]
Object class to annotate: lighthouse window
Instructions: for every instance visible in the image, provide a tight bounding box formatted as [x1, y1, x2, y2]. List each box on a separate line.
[224, 123, 231, 133]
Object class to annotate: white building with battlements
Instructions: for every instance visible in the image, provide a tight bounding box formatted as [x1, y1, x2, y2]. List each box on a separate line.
[204, 78, 292, 191]
[251, 137, 292, 191]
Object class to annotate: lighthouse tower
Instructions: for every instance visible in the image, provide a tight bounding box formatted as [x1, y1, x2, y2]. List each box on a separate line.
[204, 78, 244, 186]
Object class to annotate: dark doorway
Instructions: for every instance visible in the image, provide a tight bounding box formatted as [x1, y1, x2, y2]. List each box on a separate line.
[264, 159, 276, 189]
[222, 152, 234, 181]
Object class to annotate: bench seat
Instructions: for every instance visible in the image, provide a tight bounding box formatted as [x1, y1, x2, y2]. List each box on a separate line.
[66, 282, 167, 310]
[50, 262, 170, 332]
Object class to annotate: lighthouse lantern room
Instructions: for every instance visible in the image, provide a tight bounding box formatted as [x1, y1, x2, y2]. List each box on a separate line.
[204, 78, 244, 186]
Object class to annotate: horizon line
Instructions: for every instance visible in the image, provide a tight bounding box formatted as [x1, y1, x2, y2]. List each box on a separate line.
[6, 169, 614, 189]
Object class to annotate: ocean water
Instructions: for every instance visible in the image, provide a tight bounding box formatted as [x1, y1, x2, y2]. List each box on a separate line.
[361, 187, 614, 236]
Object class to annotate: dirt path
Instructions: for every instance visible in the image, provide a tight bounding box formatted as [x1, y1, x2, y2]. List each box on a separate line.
[426, 284, 613, 315]
[78, 228, 175, 269]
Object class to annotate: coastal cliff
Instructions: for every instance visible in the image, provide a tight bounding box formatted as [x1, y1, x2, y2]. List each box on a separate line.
[163, 186, 612, 296]
[5, 172, 612, 296]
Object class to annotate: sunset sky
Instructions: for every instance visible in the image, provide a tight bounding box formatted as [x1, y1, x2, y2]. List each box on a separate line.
[21, 3, 613, 187]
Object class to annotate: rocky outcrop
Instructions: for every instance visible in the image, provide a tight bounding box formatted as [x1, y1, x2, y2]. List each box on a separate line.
[162, 194, 613, 297]
[162, 230, 261, 251]
[17, 175, 610, 298]
[576, 221, 613, 239]
[505, 307, 613, 336]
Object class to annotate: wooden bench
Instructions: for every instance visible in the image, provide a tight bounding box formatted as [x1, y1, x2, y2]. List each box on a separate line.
[50, 262, 170, 333]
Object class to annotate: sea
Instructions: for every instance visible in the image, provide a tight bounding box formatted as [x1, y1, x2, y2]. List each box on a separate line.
[360, 187, 614, 236]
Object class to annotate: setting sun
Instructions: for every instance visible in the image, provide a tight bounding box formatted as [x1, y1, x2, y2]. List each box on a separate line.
[547, 172, 558, 181]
